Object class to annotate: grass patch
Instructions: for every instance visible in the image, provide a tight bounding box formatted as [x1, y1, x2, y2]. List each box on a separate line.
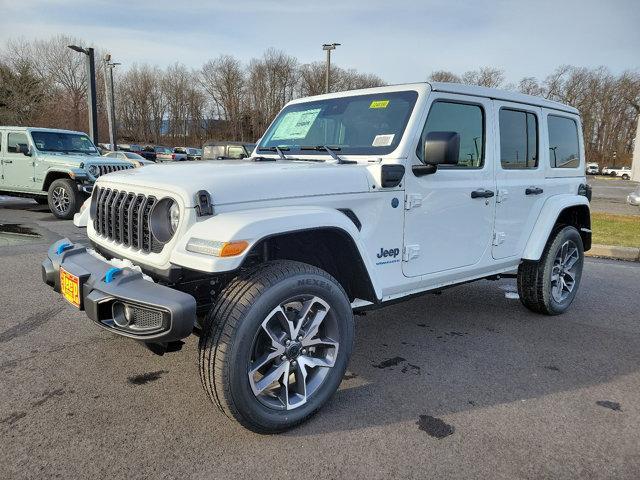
[591, 212, 640, 248]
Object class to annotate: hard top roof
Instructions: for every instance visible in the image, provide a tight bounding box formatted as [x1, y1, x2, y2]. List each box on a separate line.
[288, 82, 578, 115]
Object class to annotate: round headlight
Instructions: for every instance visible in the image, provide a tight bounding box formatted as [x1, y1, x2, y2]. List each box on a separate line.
[169, 201, 180, 234]
[150, 198, 180, 244]
[88, 164, 99, 176]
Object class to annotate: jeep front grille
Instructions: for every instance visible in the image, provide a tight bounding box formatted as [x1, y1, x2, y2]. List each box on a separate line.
[93, 187, 161, 253]
[96, 164, 133, 177]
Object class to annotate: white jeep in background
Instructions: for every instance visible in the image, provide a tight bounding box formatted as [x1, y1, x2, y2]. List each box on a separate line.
[43, 82, 592, 433]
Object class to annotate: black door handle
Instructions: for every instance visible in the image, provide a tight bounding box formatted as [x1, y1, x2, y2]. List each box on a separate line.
[4, 160, 13, 164]
[471, 189, 495, 199]
[525, 187, 543, 195]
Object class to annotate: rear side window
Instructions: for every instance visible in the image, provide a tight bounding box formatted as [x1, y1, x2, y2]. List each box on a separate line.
[7, 133, 28, 153]
[499, 109, 538, 169]
[228, 146, 246, 158]
[417, 101, 485, 168]
[548, 115, 580, 168]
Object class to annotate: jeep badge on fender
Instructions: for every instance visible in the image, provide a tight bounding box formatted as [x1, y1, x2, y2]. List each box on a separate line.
[377, 247, 400, 258]
[43, 82, 590, 433]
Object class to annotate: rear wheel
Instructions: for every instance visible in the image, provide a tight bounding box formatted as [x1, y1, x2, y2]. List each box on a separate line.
[199, 260, 354, 433]
[517, 226, 584, 315]
[621, 174, 630, 180]
[47, 178, 81, 220]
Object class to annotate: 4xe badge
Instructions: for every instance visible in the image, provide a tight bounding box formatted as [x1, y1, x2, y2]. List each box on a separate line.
[376, 247, 400, 265]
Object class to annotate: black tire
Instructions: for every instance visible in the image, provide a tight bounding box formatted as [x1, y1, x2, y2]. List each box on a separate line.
[621, 174, 630, 180]
[517, 226, 584, 315]
[199, 260, 354, 433]
[47, 178, 81, 220]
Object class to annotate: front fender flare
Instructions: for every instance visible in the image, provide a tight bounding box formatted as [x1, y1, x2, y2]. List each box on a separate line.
[522, 194, 590, 261]
[170, 206, 381, 297]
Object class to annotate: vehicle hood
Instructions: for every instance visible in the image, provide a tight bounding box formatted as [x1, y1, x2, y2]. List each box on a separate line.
[95, 160, 372, 207]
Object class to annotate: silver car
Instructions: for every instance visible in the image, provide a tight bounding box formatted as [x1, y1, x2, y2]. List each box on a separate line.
[628, 185, 640, 206]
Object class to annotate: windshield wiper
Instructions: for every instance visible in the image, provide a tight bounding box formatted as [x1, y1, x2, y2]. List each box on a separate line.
[256, 146, 289, 160]
[300, 145, 356, 164]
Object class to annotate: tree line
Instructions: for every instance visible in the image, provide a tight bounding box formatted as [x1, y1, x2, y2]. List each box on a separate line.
[1, 35, 638, 165]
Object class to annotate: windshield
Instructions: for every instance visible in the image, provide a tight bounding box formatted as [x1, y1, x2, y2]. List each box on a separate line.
[31, 131, 98, 155]
[258, 91, 418, 156]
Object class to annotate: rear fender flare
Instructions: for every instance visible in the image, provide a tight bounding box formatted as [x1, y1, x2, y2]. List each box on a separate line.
[522, 194, 590, 261]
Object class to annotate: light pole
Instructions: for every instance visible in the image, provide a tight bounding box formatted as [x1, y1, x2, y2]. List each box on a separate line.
[103, 54, 120, 151]
[68, 45, 99, 144]
[322, 43, 340, 93]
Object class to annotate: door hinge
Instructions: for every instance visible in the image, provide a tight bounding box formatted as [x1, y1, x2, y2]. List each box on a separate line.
[496, 189, 508, 203]
[403, 244, 420, 262]
[404, 194, 422, 210]
[493, 232, 506, 246]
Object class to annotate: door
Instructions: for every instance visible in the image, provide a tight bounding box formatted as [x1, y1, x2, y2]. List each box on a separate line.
[492, 103, 546, 259]
[3, 131, 34, 189]
[403, 94, 496, 277]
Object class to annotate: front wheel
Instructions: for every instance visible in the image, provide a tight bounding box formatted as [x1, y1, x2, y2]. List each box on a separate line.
[199, 260, 354, 433]
[517, 226, 584, 315]
[47, 178, 82, 220]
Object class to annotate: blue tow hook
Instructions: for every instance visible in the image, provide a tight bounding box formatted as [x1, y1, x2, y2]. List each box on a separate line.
[105, 267, 122, 284]
[56, 242, 73, 255]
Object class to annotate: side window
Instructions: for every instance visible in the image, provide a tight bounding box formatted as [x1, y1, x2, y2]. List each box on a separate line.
[499, 109, 538, 169]
[417, 101, 484, 168]
[228, 146, 246, 159]
[548, 115, 580, 168]
[7, 133, 28, 154]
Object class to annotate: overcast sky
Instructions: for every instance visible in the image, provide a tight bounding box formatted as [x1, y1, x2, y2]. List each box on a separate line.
[1, 0, 638, 83]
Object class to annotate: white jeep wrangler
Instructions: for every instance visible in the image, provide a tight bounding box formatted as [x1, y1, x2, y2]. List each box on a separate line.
[42, 82, 591, 433]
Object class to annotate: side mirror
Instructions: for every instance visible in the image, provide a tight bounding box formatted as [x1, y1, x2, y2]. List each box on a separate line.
[423, 131, 460, 166]
[19, 144, 31, 156]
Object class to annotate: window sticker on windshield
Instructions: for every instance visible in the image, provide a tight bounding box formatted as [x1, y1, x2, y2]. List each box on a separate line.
[369, 100, 389, 109]
[372, 134, 395, 147]
[271, 108, 322, 140]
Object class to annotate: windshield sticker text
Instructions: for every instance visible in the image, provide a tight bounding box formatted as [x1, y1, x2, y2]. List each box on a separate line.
[370, 100, 389, 109]
[372, 134, 395, 147]
[271, 108, 322, 140]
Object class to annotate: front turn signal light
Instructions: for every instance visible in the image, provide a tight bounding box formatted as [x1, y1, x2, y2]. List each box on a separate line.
[186, 238, 249, 257]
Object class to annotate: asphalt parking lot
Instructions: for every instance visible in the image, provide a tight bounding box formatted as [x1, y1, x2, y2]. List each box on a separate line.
[1, 198, 640, 479]
[588, 176, 639, 216]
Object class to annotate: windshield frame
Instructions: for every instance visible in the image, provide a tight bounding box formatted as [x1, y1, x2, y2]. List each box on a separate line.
[258, 90, 419, 157]
[30, 130, 99, 155]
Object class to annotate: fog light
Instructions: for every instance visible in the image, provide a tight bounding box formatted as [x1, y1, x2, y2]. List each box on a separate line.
[112, 302, 134, 327]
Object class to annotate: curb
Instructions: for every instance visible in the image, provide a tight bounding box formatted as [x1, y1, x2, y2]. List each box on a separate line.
[586, 244, 640, 262]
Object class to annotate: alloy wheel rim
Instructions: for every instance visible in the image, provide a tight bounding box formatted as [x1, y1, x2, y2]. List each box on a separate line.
[248, 295, 339, 411]
[52, 187, 70, 214]
[551, 240, 580, 303]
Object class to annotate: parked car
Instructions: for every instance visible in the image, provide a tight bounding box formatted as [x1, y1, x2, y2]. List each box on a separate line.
[103, 151, 155, 167]
[152, 145, 180, 162]
[586, 163, 599, 175]
[627, 185, 640, 206]
[202, 141, 255, 160]
[0, 126, 133, 219]
[43, 82, 591, 432]
[602, 166, 632, 179]
[118, 143, 157, 162]
[174, 147, 202, 161]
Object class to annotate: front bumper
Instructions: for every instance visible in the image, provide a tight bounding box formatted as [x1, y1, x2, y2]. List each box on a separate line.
[42, 238, 196, 342]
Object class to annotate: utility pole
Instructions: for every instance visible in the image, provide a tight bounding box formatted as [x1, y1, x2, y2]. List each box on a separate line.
[68, 45, 99, 143]
[322, 43, 340, 93]
[103, 53, 120, 151]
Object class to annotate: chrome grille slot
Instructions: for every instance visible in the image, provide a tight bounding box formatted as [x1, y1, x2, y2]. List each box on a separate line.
[92, 187, 159, 253]
[96, 164, 133, 178]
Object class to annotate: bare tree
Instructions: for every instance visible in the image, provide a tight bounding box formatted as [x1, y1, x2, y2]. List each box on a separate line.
[462, 67, 505, 88]
[200, 55, 245, 139]
[429, 70, 462, 83]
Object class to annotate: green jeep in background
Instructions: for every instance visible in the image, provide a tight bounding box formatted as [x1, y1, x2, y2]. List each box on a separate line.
[0, 127, 134, 219]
